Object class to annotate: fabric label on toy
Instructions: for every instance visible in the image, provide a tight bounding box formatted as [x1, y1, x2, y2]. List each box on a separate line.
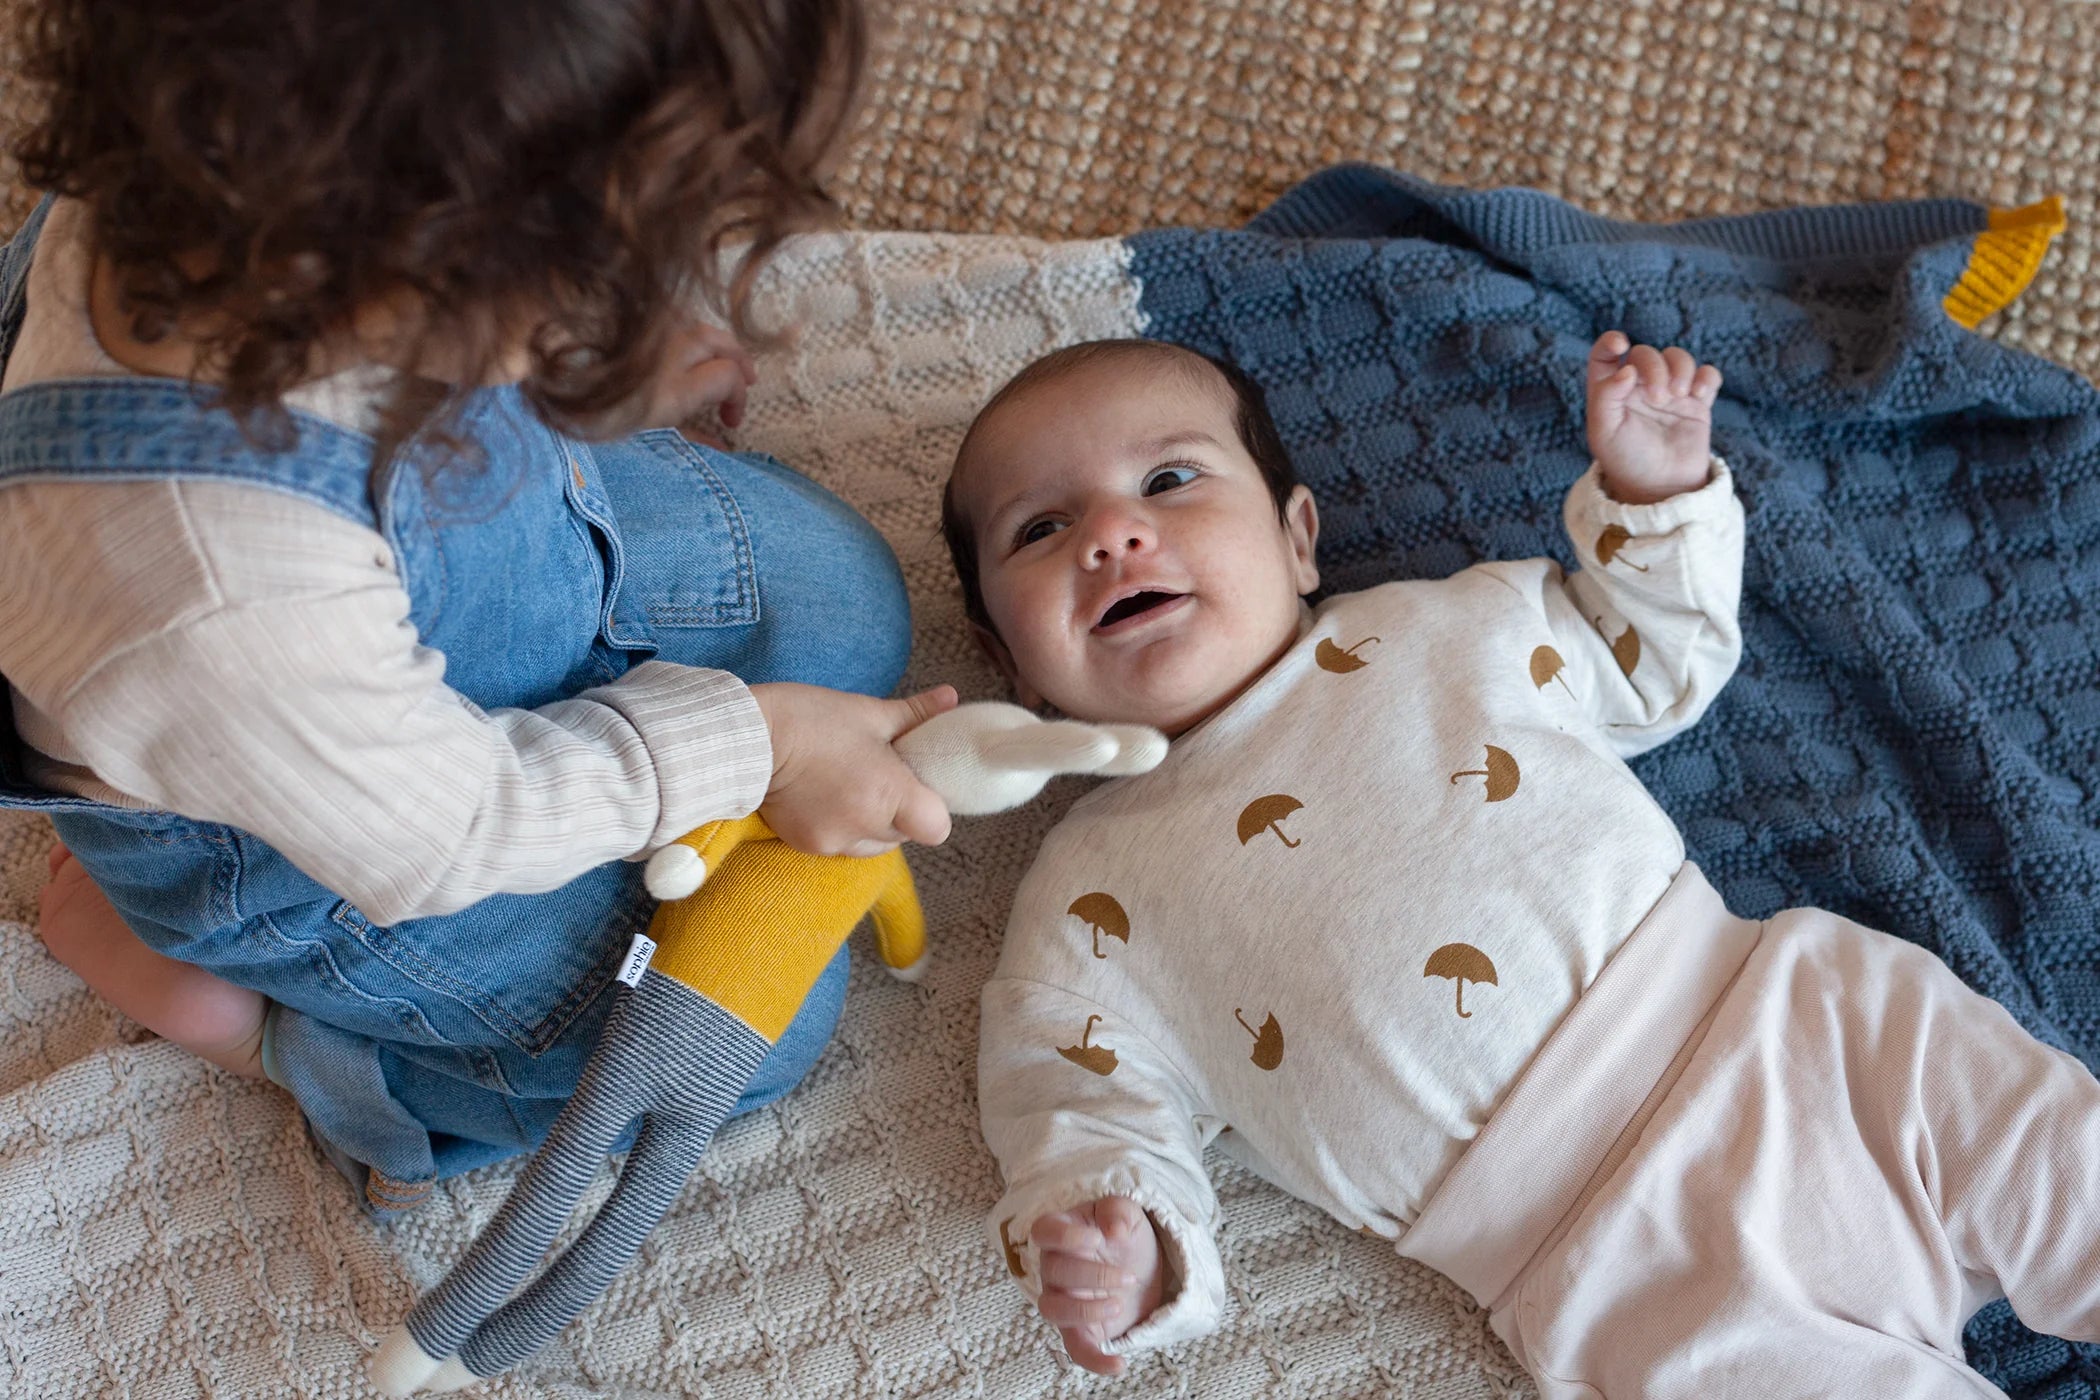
[616, 933, 658, 987]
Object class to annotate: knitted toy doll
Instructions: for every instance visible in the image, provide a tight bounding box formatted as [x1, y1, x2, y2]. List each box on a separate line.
[370, 703, 1167, 1395]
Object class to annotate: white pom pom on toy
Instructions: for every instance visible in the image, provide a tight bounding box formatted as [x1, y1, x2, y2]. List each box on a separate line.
[643, 844, 707, 900]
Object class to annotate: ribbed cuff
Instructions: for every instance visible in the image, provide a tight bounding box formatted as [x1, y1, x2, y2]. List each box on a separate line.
[588, 660, 772, 849]
[1571, 457, 1735, 539]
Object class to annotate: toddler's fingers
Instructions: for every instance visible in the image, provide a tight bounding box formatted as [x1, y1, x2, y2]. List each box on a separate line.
[676, 319, 753, 367]
[678, 357, 749, 416]
[889, 775, 952, 848]
[1693, 364, 1723, 399]
[717, 383, 747, 430]
[883, 685, 960, 740]
[711, 338, 758, 386]
[706, 344, 758, 427]
[1661, 346, 1698, 394]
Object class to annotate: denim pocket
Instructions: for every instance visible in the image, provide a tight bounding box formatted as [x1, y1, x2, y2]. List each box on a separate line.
[327, 859, 642, 1057]
[587, 430, 760, 631]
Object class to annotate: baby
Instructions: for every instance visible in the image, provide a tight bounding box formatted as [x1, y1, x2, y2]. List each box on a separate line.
[941, 335, 2100, 1397]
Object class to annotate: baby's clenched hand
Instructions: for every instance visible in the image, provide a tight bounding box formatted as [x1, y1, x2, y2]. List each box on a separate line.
[1027, 1197, 1165, 1376]
[1585, 331, 1722, 504]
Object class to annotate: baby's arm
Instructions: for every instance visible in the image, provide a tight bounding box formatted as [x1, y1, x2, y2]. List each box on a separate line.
[979, 974, 1225, 1368]
[1489, 334, 1745, 757]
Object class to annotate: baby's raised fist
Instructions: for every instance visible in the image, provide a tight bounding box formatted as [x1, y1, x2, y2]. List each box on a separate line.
[1585, 330, 1721, 504]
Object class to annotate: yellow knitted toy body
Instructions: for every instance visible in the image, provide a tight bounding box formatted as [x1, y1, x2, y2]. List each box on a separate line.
[644, 813, 926, 1041]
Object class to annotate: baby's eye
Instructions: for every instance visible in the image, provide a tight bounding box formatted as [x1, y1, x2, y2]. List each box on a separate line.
[1143, 465, 1199, 495]
[1016, 517, 1066, 547]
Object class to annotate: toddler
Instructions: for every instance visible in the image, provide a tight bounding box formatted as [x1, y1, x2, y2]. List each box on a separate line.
[1, 0, 952, 1214]
[943, 335, 2100, 1397]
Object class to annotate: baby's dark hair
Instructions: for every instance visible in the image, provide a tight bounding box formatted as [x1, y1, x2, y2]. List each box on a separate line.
[9, 0, 865, 455]
[941, 339, 1299, 636]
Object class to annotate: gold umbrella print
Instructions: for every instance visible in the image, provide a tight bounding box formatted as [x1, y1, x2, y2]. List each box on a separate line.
[1449, 745, 1520, 802]
[1592, 615, 1641, 676]
[1057, 1015, 1119, 1076]
[1234, 1008, 1285, 1071]
[1528, 645, 1575, 699]
[1237, 794, 1305, 848]
[1067, 892, 1130, 959]
[999, 1218, 1028, 1278]
[1423, 943, 1498, 1018]
[1315, 636, 1381, 673]
[1596, 524, 1650, 572]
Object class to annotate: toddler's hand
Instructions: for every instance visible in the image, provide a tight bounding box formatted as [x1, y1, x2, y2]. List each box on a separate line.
[647, 320, 758, 446]
[1028, 1196, 1166, 1377]
[748, 682, 958, 856]
[1586, 331, 1721, 504]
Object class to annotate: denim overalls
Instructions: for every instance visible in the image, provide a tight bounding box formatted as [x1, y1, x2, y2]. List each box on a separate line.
[0, 199, 911, 1212]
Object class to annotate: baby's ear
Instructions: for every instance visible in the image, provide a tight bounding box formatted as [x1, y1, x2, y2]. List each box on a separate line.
[970, 620, 1044, 710]
[1285, 485, 1321, 596]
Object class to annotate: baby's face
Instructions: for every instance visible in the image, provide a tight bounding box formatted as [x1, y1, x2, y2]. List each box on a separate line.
[952, 358, 1318, 735]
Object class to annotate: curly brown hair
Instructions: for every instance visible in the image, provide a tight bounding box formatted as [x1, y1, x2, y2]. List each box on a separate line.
[9, 0, 866, 454]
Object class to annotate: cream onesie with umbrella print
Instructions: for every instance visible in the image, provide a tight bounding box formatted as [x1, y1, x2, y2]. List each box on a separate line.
[977, 451, 1746, 1356]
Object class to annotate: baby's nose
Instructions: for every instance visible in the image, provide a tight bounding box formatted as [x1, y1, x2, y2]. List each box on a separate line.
[1082, 510, 1153, 563]
[1090, 534, 1145, 562]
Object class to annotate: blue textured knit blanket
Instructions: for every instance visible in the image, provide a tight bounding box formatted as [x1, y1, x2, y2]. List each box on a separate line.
[1128, 166, 2100, 1396]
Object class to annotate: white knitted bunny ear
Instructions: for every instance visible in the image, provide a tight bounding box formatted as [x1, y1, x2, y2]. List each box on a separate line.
[894, 702, 1168, 816]
[974, 721, 1121, 774]
[1095, 724, 1170, 775]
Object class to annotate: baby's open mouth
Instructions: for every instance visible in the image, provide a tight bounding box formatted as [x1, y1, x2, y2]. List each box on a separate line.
[1096, 590, 1184, 630]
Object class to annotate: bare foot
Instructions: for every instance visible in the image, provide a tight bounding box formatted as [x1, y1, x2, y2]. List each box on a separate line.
[37, 844, 269, 1078]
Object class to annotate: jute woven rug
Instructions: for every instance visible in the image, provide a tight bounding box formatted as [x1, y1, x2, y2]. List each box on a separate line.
[1, 4, 2095, 1396]
[827, 0, 2100, 380]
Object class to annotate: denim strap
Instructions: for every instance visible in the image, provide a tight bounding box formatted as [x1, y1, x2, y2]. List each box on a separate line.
[0, 196, 56, 370]
[0, 379, 379, 526]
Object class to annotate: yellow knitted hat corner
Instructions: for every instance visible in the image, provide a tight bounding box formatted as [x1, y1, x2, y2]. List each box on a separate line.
[1944, 195, 2067, 330]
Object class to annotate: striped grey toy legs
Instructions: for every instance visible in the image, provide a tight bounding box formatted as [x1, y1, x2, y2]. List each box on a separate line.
[401, 1068, 639, 1363]
[409, 969, 770, 1385]
[454, 1115, 711, 1377]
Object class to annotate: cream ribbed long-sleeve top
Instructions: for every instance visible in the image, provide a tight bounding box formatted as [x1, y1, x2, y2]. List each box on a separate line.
[0, 200, 771, 924]
[979, 462, 1744, 1353]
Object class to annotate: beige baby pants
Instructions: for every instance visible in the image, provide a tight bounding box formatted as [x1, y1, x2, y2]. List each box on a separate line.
[1399, 864, 2100, 1399]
